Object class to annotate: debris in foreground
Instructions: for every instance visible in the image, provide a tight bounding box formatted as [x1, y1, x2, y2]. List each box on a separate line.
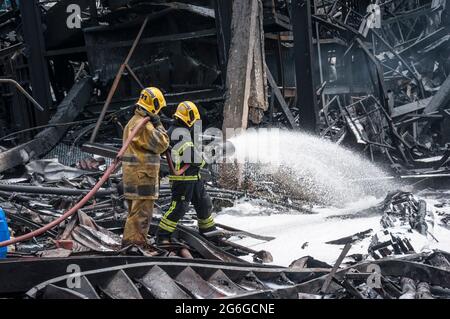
[0, 184, 450, 299]
[0, 0, 449, 300]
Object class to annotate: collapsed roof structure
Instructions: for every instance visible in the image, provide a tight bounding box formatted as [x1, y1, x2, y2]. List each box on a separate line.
[0, 0, 450, 299]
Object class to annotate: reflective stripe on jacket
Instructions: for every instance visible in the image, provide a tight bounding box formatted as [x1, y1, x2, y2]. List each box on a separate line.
[169, 139, 206, 182]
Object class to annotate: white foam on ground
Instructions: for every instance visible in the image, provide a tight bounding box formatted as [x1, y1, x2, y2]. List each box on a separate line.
[215, 195, 450, 267]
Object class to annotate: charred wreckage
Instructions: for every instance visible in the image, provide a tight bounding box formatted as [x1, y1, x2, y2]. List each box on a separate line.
[0, 0, 450, 300]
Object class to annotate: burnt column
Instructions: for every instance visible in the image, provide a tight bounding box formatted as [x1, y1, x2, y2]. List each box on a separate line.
[292, 0, 319, 133]
[89, 0, 99, 25]
[19, 0, 52, 124]
[213, 0, 233, 85]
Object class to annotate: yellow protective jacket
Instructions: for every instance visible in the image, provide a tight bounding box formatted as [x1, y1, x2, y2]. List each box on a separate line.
[122, 108, 169, 200]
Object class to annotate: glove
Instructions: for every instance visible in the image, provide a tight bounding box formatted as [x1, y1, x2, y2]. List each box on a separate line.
[149, 114, 161, 126]
[159, 114, 174, 126]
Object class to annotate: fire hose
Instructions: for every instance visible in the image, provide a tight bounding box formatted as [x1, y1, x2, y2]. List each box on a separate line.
[0, 117, 190, 248]
[0, 117, 150, 247]
[165, 150, 190, 176]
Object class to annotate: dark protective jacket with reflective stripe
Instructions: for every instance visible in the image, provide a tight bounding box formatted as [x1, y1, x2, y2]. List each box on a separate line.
[168, 124, 205, 182]
[122, 108, 170, 199]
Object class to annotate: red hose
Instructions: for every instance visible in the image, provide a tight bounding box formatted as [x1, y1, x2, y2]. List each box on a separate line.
[165, 151, 190, 176]
[0, 117, 150, 248]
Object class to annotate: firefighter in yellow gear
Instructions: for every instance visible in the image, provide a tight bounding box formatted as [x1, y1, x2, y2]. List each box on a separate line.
[156, 101, 217, 244]
[122, 87, 170, 248]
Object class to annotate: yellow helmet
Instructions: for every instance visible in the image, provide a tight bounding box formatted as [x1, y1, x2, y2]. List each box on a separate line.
[173, 101, 201, 127]
[136, 87, 166, 114]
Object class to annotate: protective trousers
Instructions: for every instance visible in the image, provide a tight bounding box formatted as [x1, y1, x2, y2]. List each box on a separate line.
[158, 180, 215, 238]
[122, 199, 154, 247]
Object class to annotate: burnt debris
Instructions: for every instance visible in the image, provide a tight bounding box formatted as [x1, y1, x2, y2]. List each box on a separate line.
[0, 0, 448, 177]
[0, 0, 450, 299]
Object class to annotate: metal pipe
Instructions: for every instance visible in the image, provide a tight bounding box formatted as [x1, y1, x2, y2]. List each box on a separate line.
[0, 78, 44, 111]
[0, 117, 150, 248]
[0, 119, 97, 143]
[0, 184, 115, 197]
[165, 151, 191, 176]
[371, 30, 425, 98]
[89, 16, 149, 143]
[124, 64, 144, 89]
[315, 22, 325, 108]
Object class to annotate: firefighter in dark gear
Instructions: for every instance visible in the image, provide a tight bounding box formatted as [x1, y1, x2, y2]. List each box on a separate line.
[157, 101, 216, 244]
[122, 87, 170, 248]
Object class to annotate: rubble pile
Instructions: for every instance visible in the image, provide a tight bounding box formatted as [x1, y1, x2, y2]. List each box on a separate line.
[1, 150, 450, 297]
[20, 248, 450, 299]
[287, 250, 450, 299]
[323, 191, 443, 262]
[368, 192, 434, 259]
[284, 191, 450, 299]
[0, 0, 449, 300]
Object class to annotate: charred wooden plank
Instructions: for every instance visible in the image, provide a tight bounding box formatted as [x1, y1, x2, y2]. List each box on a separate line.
[321, 243, 352, 293]
[0, 77, 92, 173]
[222, 0, 262, 132]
